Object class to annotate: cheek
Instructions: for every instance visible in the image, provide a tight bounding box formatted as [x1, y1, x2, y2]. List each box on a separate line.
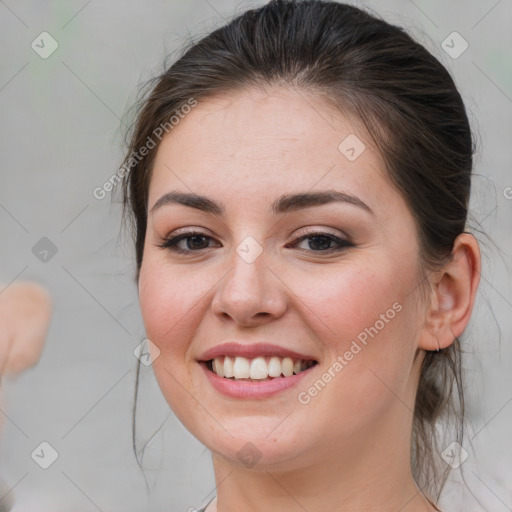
[137, 258, 205, 418]
[290, 259, 420, 405]
[138, 258, 198, 357]
[292, 262, 406, 349]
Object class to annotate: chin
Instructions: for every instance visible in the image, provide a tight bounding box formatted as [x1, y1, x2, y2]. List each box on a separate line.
[210, 437, 306, 471]
[186, 415, 312, 470]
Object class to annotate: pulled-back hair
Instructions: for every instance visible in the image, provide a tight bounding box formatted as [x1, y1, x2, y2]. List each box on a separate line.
[121, 0, 475, 503]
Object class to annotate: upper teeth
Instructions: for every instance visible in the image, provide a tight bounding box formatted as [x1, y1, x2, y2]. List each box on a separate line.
[211, 356, 315, 380]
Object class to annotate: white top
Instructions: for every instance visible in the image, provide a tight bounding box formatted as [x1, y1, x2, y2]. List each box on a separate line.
[191, 496, 215, 512]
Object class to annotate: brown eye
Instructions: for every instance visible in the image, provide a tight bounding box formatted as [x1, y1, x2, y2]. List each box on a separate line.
[289, 232, 354, 253]
[158, 231, 220, 254]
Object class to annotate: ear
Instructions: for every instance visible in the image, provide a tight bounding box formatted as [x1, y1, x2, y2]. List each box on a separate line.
[419, 233, 481, 351]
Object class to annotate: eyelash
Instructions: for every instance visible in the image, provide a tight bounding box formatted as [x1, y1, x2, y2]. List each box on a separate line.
[157, 230, 354, 255]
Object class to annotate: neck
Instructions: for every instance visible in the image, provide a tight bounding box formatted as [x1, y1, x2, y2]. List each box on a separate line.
[209, 456, 436, 512]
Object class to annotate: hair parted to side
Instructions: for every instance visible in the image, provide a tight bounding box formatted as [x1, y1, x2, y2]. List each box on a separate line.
[119, 0, 475, 503]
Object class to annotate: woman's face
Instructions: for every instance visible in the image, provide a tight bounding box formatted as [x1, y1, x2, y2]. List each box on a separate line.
[138, 87, 428, 469]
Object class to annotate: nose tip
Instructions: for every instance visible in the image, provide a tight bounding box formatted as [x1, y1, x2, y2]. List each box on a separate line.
[211, 241, 287, 326]
[218, 309, 273, 327]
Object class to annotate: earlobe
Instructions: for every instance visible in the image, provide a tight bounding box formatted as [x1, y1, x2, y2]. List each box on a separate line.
[420, 233, 481, 351]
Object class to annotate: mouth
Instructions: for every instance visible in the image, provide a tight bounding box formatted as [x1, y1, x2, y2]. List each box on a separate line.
[196, 342, 319, 398]
[204, 355, 318, 382]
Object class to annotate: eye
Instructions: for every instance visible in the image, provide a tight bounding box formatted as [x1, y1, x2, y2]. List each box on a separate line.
[157, 230, 220, 254]
[288, 231, 354, 253]
[157, 229, 354, 255]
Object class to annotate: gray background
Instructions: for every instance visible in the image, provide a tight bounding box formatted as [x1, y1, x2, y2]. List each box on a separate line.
[0, 1, 511, 511]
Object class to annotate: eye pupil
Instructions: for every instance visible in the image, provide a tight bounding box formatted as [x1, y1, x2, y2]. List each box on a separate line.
[308, 235, 332, 251]
[188, 235, 209, 249]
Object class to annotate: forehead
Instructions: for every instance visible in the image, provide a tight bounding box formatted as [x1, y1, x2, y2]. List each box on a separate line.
[148, 87, 390, 211]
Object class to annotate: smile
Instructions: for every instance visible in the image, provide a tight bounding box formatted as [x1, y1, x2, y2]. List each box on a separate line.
[197, 341, 319, 398]
[207, 356, 317, 381]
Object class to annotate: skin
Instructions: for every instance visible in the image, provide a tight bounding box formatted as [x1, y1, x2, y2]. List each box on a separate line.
[138, 87, 481, 512]
[0, 281, 51, 510]
[0, 281, 51, 377]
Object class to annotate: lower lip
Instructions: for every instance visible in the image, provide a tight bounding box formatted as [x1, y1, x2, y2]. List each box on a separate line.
[199, 362, 316, 399]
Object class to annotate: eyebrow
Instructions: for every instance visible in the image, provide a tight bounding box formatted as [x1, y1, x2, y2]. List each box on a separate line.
[149, 190, 374, 216]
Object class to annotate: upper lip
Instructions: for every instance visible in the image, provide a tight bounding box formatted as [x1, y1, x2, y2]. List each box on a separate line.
[197, 342, 318, 362]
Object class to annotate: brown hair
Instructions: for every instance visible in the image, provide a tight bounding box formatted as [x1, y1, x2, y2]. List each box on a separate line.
[120, 0, 475, 504]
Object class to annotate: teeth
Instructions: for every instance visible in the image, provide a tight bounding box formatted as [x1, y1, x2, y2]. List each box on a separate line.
[268, 356, 282, 377]
[250, 357, 268, 380]
[233, 356, 250, 379]
[282, 357, 294, 377]
[209, 355, 315, 380]
[212, 358, 224, 378]
[224, 356, 234, 378]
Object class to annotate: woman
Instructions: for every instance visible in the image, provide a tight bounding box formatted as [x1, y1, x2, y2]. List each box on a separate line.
[120, 1, 481, 510]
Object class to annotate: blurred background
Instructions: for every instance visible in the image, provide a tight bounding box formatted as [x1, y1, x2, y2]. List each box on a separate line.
[0, 1, 511, 511]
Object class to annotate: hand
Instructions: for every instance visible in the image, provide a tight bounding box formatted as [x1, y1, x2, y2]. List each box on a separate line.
[0, 282, 52, 378]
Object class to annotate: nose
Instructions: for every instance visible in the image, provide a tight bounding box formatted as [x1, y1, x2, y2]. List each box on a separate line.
[211, 243, 287, 327]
